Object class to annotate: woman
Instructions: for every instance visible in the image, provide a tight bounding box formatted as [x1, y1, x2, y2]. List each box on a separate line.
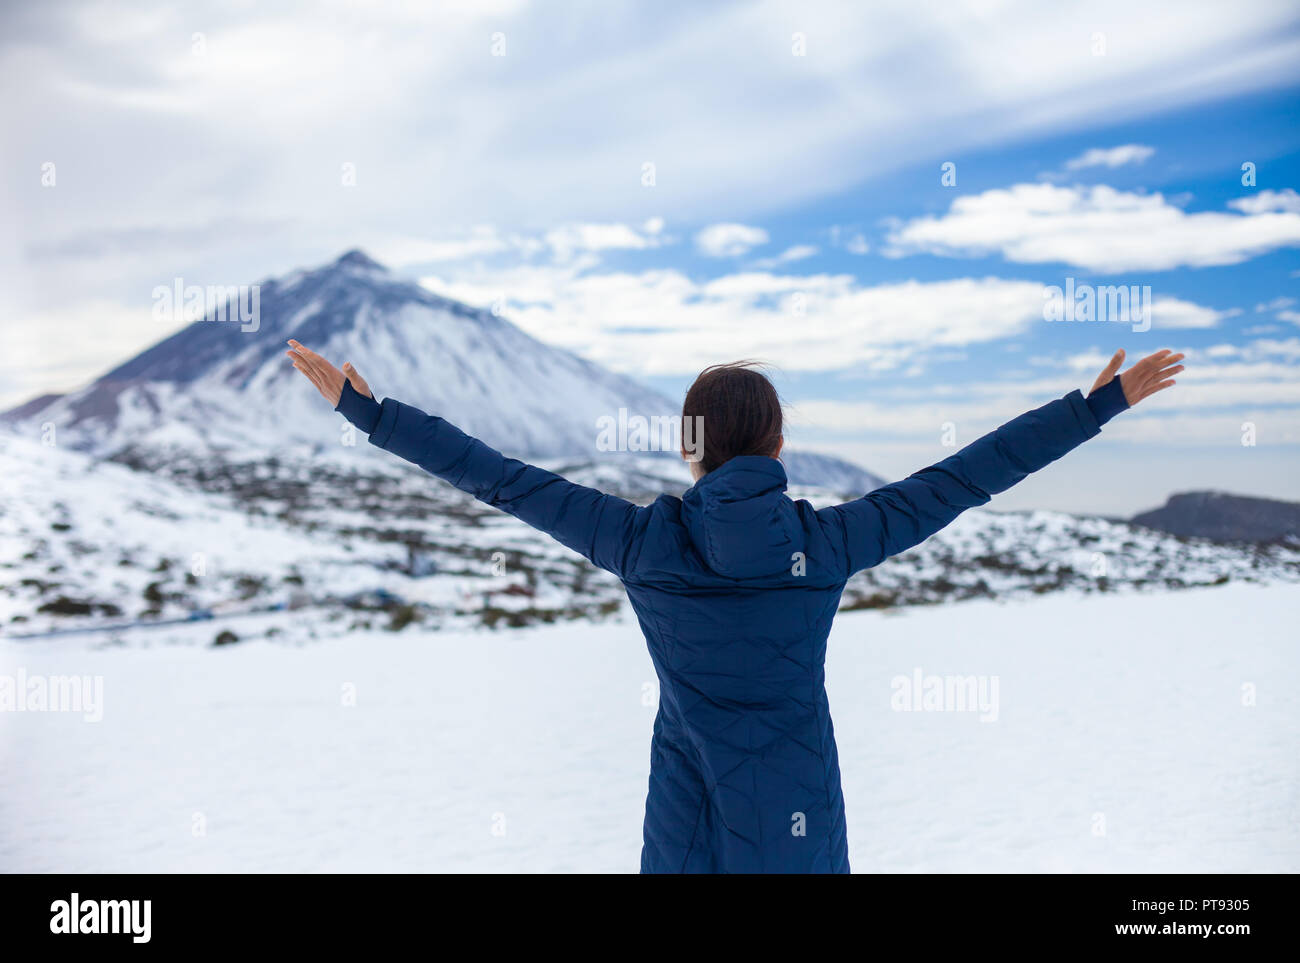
[287, 338, 1182, 873]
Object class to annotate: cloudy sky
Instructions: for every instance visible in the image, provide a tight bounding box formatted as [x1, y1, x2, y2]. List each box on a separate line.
[4, 0, 1300, 512]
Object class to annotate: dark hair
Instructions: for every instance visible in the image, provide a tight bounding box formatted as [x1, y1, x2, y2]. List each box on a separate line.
[682, 361, 783, 474]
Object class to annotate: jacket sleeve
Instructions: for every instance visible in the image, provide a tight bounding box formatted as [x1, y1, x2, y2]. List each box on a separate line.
[351, 390, 644, 578]
[818, 389, 1103, 576]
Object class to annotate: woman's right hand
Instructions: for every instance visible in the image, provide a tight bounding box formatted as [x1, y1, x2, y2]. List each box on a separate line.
[286, 339, 372, 406]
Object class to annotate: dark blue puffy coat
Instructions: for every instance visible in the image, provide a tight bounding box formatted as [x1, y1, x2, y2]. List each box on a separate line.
[339, 382, 1119, 873]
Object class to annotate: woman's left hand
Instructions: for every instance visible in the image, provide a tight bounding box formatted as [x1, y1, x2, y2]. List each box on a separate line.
[1090, 348, 1185, 407]
[286, 339, 372, 406]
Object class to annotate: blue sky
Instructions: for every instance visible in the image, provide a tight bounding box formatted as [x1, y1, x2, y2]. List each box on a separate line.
[4, 0, 1299, 512]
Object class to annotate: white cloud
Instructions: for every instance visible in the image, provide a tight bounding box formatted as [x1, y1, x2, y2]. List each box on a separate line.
[1228, 189, 1300, 215]
[544, 222, 669, 261]
[8, 0, 1300, 419]
[1064, 144, 1155, 170]
[420, 262, 1225, 376]
[887, 184, 1300, 272]
[1150, 296, 1225, 329]
[369, 222, 670, 267]
[827, 226, 870, 255]
[790, 341, 1300, 445]
[694, 224, 769, 258]
[1255, 296, 1297, 312]
[1189, 337, 1300, 363]
[751, 245, 818, 269]
[8, 0, 1300, 382]
[369, 228, 517, 265]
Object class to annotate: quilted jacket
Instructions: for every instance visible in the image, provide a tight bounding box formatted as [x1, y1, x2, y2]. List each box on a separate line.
[337, 380, 1125, 873]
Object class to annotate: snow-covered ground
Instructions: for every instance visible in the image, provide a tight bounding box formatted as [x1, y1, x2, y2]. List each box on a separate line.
[1, 582, 1296, 873]
[6, 431, 1297, 638]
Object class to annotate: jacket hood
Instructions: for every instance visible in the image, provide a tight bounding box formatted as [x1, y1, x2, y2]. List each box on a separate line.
[681, 456, 804, 579]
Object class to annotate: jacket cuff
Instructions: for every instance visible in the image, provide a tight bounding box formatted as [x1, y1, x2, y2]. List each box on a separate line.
[1062, 388, 1101, 438]
[1085, 375, 1129, 427]
[368, 397, 401, 449]
[335, 379, 382, 434]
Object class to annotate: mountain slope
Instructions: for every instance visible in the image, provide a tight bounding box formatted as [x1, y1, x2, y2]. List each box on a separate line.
[5, 250, 883, 492]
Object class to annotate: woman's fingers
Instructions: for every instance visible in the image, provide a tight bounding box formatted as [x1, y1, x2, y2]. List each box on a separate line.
[1134, 355, 1184, 393]
[1090, 349, 1125, 394]
[287, 339, 319, 361]
[1119, 349, 1185, 406]
[342, 362, 373, 399]
[290, 356, 327, 397]
[287, 351, 314, 381]
[1132, 349, 1170, 378]
[1154, 356, 1185, 377]
[287, 350, 322, 387]
[289, 339, 330, 377]
[287, 345, 320, 378]
[1137, 379, 1176, 402]
[286, 341, 345, 404]
[289, 340, 329, 377]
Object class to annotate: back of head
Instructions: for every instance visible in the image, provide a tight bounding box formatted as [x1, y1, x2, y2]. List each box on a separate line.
[682, 362, 783, 474]
[679, 362, 798, 578]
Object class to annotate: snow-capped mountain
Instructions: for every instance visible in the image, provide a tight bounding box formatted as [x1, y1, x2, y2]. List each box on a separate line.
[5, 250, 882, 491]
[14, 249, 1292, 646]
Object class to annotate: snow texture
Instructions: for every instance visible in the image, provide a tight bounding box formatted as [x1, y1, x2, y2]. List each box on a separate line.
[1, 583, 1295, 872]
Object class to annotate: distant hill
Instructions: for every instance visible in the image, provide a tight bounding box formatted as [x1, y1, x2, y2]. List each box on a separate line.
[1131, 491, 1300, 543]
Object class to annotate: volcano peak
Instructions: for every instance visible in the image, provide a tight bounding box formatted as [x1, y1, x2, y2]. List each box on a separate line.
[332, 249, 387, 272]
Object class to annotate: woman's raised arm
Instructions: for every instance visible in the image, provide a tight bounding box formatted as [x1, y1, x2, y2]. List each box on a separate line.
[817, 348, 1184, 577]
[287, 340, 646, 578]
